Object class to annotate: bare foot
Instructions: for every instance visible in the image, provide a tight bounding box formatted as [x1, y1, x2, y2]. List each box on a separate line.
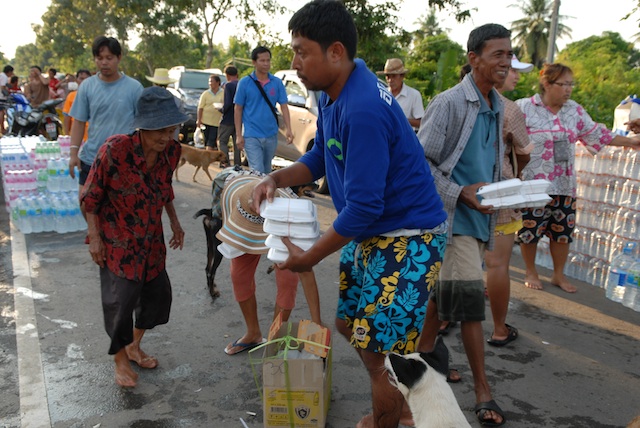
[126, 345, 158, 369]
[551, 276, 577, 293]
[356, 414, 373, 428]
[524, 275, 543, 290]
[114, 356, 138, 387]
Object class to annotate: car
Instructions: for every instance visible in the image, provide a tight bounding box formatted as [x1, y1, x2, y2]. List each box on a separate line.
[166, 66, 226, 142]
[273, 70, 327, 193]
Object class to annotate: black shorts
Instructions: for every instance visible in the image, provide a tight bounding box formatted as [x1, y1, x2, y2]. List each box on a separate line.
[100, 268, 172, 354]
[79, 161, 93, 186]
[517, 195, 576, 244]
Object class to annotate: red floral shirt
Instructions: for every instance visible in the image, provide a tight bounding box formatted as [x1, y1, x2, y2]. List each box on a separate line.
[81, 132, 181, 282]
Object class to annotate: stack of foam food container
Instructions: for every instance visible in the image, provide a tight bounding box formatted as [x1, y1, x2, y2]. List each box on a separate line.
[0, 135, 86, 234]
[261, 198, 320, 263]
[477, 178, 552, 210]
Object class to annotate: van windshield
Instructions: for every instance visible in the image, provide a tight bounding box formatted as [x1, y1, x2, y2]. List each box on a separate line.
[180, 72, 212, 90]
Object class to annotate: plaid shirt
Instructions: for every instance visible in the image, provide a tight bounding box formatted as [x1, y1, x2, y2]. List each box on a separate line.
[82, 132, 181, 282]
[418, 74, 504, 249]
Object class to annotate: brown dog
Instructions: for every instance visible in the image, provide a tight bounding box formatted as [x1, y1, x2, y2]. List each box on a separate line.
[176, 144, 227, 182]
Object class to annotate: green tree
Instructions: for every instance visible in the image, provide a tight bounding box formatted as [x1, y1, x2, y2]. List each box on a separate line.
[413, 8, 446, 44]
[186, 0, 287, 68]
[406, 34, 465, 100]
[11, 44, 51, 77]
[343, 0, 410, 72]
[557, 32, 640, 126]
[510, 0, 572, 68]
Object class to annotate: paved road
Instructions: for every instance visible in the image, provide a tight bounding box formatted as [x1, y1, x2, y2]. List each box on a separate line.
[1, 162, 639, 428]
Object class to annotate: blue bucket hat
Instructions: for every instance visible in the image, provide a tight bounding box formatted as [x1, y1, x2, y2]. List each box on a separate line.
[132, 86, 188, 130]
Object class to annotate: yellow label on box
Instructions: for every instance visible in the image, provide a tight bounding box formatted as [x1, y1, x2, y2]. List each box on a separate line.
[264, 387, 324, 428]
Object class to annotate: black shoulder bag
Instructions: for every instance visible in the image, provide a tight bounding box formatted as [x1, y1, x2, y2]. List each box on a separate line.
[251, 77, 279, 125]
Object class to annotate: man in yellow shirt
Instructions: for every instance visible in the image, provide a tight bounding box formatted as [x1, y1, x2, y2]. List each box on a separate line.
[197, 75, 224, 151]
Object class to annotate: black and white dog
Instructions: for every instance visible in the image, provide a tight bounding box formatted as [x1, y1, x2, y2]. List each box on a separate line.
[384, 336, 471, 428]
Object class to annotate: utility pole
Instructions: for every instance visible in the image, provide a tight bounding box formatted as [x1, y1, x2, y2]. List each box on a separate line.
[546, 0, 561, 64]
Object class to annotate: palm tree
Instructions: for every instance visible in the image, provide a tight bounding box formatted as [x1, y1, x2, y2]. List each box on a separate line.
[510, 0, 572, 68]
[413, 8, 446, 44]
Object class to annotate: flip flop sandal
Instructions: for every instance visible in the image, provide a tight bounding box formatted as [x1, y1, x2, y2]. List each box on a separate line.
[487, 324, 518, 347]
[224, 338, 266, 355]
[474, 399, 506, 426]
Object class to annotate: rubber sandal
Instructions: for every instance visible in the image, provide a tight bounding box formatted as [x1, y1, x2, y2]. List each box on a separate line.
[474, 399, 506, 426]
[487, 324, 518, 347]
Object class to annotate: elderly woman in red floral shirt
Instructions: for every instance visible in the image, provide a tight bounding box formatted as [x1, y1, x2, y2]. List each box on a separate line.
[82, 87, 187, 387]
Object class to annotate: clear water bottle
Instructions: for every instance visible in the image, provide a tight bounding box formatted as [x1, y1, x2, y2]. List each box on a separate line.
[29, 197, 44, 233]
[17, 198, 32, 234]
[39, 195, 54, 232]
[46, 159, 59, 193]
[622, 258, 640, 310]
[606, 242, 637, 302]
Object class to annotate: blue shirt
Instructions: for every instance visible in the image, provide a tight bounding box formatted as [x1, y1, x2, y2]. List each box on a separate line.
[451, 79, 498, 242]
[70, 73, 143, 165]
[299, 59, 446, 241]
[234, 72, 287, 138]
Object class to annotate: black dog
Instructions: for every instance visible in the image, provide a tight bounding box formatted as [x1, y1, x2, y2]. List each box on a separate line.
[193, 208, 223, 300]
[194, 182, 318, 301]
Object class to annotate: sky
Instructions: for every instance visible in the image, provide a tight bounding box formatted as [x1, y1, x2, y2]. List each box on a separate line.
[3, 0, 640, 63]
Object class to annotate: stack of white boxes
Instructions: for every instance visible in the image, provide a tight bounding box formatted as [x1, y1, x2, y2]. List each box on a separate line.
[261, 198, 320, 262]
[478, 178, 552, 209]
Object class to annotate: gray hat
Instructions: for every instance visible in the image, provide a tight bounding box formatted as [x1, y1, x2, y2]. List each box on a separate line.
[132, 86, 188, 130]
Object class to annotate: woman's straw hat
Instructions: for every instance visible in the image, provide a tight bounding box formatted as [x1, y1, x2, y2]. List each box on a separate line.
[216, 175, 294, 254]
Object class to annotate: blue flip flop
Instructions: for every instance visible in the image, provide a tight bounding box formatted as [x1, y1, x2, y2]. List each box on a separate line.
[224, 338, 266, 355]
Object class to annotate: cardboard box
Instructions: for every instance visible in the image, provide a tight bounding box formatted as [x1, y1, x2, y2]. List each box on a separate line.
[257, 321, 332, 428]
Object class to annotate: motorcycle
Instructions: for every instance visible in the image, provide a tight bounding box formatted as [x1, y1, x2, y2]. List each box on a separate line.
[1, 93, 64, 140]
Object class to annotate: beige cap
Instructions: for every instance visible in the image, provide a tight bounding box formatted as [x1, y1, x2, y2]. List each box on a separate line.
[376, 58, 408, 75]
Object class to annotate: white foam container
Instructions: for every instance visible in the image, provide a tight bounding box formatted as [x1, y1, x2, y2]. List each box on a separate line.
[267, 248, 289, 263]
[520, 179, 552, 194]
[263, 218, 320, 239]
[481, 194, 526, 208]
[481, 193, 551, 209]
[265, 234, 317, 251]
[217, 242, 244, 259]
[259, 198, 317, 223]
[477, 178, 522, 198]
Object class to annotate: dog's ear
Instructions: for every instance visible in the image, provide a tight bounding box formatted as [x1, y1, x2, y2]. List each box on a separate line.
[388, 353, 427, 389]
[421, 336, 450, 377]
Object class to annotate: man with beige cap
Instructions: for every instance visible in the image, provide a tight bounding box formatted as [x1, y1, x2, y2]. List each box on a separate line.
[377, 58, 424, 130]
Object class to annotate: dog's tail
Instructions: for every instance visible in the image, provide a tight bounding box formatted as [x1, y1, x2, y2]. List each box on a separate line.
[193, 208, 213, 219]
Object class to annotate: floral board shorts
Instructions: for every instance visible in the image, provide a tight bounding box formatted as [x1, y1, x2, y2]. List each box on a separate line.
[517, 195, 576, 244]
[336, 231, 447, 355]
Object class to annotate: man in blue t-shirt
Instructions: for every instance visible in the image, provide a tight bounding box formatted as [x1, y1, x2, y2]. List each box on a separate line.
[68, 36, 143, 193]
[250, 2, 448, 427]
[233, 46, 293, 173]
